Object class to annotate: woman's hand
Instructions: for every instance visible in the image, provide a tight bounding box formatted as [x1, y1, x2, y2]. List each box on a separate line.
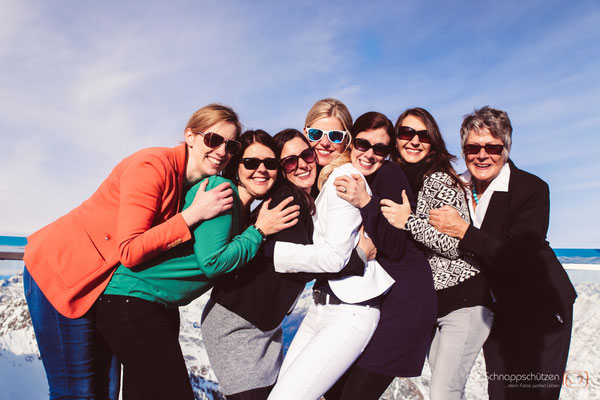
[254, 196, 300, 236]
[429, 205, 469, 239]
[357, 226, 377, 260]
[181, 180, 234, 226]
[380, 190, 411, 229]
[334, 174, 371, 208]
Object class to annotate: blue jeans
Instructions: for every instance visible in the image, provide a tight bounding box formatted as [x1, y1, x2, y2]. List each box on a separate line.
[24, 266, 120, 400]
[428, 305, 494, 400]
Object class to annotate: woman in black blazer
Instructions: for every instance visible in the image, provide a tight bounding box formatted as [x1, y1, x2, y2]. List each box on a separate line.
[428, 106, 576, 400]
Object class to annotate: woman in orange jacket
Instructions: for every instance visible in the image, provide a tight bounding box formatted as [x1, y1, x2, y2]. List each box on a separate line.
[23, 104, 287, 400]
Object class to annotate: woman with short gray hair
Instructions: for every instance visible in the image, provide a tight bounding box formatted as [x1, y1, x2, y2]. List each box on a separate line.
[429, 106, 576, 400]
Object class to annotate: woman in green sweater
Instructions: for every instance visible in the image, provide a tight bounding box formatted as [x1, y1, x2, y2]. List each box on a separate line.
[95, 130, 298, 400]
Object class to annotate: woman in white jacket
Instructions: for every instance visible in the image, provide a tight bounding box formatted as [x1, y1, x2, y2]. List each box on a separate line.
[266, 112, 399, 400]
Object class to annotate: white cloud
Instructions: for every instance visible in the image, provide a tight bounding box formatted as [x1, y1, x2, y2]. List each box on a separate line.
[0, 0, 598, 247]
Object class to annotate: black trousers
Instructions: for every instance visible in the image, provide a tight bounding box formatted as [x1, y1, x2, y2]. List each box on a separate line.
[484, 306, 573, 400]
[95, 294, 195, 400]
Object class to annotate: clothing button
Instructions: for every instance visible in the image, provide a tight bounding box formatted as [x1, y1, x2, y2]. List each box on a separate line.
[104, 234, 111, 240]
[167, 238, 183, 249]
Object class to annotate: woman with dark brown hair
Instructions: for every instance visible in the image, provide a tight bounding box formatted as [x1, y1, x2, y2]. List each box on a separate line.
[380, 107, 493, 399]
[321, 111, 437, 400]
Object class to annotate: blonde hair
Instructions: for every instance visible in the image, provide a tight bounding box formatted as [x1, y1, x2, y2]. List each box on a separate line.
[185, 103, 242, 137]
[306, 98, 353, 190]
[305, 98, 353, 133]
[317, 150, 352, 191]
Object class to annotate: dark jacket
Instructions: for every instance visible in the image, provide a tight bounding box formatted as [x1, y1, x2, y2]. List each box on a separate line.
[459, 160, 577, 317]
[210, 183, 365, 331]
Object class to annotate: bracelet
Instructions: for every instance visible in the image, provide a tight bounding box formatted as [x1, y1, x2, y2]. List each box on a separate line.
[253, 224, 267, 241]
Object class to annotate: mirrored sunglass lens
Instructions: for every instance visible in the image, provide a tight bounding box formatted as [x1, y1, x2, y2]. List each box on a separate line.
[307, 129, 323, 141]
[328, 131, 345, 143]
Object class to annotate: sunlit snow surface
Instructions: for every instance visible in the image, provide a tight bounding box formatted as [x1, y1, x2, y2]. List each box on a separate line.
[1, 273, 598, 399]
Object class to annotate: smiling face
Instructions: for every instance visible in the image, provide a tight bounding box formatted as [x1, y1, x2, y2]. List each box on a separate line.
[304, 117, 347, 166]
[280, 137, 317, 193]
[185, 121, 238, 183]
[397, 115, 431, 164]
[237, 143, 278, 201]
[464, 128, 506, 188]
[350, 128, 390, 176]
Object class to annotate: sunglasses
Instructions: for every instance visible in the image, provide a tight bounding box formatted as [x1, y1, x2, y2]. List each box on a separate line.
[240, 157, 279, 170]
[306, 127, 348, 144]
[463, 144, 504, 156]
[197, 131, 242, 155]
[353, 138, 391, 157]
[280, 147, 317, 173]
[397, 126, 431, 143]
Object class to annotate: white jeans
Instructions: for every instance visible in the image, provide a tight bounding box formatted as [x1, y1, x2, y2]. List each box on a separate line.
[267, 302, 380, 400]
[428, 305, 494, 400]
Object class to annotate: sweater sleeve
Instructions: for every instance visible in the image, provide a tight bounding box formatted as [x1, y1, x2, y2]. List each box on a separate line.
[117, 156, 192, 268]
[188, 177, 263, 279]
[404, 173, 462, 260]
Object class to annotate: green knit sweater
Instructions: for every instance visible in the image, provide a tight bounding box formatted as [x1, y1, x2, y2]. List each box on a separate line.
[103, 175, 263, 307]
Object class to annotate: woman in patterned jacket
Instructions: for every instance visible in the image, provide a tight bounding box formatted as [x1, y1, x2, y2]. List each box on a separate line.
[380, 107, 493, 400]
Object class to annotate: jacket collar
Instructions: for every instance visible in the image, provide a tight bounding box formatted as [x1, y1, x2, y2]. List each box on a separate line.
[174, 144, 188, 212]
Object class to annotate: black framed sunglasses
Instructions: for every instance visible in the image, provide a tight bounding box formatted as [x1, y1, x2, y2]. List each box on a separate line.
[280, 147, 317, 173]
[240, 157, 279, 170]
[306, 127, 348, 144]
[197, 131, 242, 155]
[463, 144, 504, 156]
[397, 126, 431, 143]
[353, 138, 391, 157]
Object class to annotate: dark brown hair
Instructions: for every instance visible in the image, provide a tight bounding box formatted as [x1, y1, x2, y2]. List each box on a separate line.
[351, 111, 396, 144]
[223, 129, 278, 200]
[273, 128, 316, 215]
[394, 107, 464, 188]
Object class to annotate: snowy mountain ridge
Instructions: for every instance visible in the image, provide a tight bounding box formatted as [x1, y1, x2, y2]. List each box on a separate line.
[1, 274, 598, 399]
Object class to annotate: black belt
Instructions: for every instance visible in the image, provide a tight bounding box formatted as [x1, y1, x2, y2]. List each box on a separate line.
[312, 289, 380, 309]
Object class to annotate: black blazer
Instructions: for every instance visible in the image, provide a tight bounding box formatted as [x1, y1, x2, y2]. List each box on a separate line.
[459, 160, 576, 317]
[210, 183, 366, 331]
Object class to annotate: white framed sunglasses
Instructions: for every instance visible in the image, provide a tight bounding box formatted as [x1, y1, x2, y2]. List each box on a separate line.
[305, 127, 348, 144]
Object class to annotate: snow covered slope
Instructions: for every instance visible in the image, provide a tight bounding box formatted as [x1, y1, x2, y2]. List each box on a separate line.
[1, 274, 598, 399]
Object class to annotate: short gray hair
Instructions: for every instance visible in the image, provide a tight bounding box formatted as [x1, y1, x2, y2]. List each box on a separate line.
[460, 106, 512, 160]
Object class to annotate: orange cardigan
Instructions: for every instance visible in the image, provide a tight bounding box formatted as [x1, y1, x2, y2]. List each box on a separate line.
[24, 145, 192, 318]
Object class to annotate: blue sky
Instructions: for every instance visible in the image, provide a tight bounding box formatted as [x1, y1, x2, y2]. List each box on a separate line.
[1, 0, 599, 247]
